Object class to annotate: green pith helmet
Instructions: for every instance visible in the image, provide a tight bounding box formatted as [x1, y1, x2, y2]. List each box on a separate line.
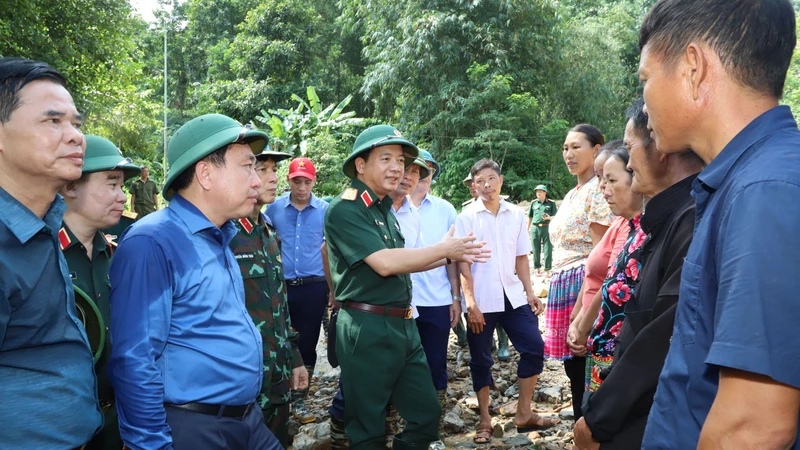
[463, 172, 473, 187]
[82, 135, 141, 181]
[162, 114, 269, 199]
[410, 157, 430, 180]
[256, 147, 292, 163]
[321, 195, 334, 203]
[417, 149, 440, 181]
[343, 125, 418, 178]
[534, 184, 548, 193]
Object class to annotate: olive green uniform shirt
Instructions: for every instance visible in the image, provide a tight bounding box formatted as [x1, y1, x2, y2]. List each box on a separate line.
[59, 223, 122, 449]
[131, 179, 158, 216]
[324, 179, 412, 307]
[527, 199, 557, 225]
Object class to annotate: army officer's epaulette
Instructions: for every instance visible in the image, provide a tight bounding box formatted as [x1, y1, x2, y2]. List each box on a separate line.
[340, 188, 358, 201]
[122, 210, 138, 220]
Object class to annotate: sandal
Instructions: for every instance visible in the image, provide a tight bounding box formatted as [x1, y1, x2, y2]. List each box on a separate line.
[473, 424, 492, 444]
[515, 413, 559, 433]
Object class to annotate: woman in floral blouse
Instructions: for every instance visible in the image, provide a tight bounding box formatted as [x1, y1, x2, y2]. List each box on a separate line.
[586, 145, 644, 392]
[546, 124, 613, 420]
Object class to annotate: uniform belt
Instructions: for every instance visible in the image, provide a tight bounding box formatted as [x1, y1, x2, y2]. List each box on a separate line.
[165, 401, 255, 419]
[345, 301, 413, 320]
[285, 276, 327, 286]
[536, 222, 549, 227]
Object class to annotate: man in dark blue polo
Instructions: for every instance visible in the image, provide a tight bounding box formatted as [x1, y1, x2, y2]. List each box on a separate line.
[108, 114, 281, 450]
[0, 58, 103, 449]
[637, 1, 800, 449]
[266, 156, 328, 423]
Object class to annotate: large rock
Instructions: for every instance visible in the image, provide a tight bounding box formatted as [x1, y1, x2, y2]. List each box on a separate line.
[292, 421, 331, 450]
[443, 412, 466, 433]
[559, 407, 574, 420]
[535, 386, 562, 404]
[503, 432, 533, 447]
[464, 396, 479, 410]
[503, 382, 519, 397]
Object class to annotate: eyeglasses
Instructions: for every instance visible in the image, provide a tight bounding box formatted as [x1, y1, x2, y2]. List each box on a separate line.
[112, 157, 133, 170]
[234, 124, 254, 144]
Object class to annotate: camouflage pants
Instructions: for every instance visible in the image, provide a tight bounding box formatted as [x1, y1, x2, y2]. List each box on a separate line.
[263, 402, 290, 448]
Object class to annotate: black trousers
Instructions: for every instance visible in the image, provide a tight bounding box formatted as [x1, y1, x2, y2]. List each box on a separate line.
[564, 356, 586, 420]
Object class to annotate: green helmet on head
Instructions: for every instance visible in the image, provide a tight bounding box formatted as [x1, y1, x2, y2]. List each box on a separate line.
[417, 149, 440, 181]
[343, 125, 418, 178]
[410, 157, 430, 180]
[534, 184, 548, 193]
[162, 114, 269, 199]
[82, 135, 141, 181]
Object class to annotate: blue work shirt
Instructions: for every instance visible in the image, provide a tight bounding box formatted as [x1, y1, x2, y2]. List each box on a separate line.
[108, 194, 263, 450]
[412, 193, 457, 307]
[266, 193, 328, 279]
[643, 106, 800, 449]
[0, 188, 102, 449]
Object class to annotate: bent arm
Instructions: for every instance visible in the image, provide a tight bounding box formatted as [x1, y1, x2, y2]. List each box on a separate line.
[698, 369, 800, 450]
[589, 222, 609, 247]
[363, 244, 448, 277]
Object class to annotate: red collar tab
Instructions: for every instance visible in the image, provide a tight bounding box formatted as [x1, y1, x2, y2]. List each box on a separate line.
[360, 190, 374, 208]
[239, 218, 254, 234]
[58, 227, 71, 251]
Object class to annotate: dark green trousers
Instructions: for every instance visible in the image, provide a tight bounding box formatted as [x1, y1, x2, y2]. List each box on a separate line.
[531, 224, 553, 270]
[263, 402, 290, 448]
[336, 308, 441, 449]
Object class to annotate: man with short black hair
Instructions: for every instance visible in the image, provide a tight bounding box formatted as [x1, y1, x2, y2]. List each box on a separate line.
[109, 114, 281, 450]
[637, 1, 800, 448]
[0, 57, 103, 449]
[457, 158, 555, 445]
[266, 156, 328, 424]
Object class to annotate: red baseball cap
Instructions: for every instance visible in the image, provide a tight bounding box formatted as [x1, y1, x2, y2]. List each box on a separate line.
[288, 157, 316, 180]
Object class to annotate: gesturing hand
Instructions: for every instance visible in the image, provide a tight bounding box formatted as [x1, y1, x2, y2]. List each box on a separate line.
[441, 225, 491, 264]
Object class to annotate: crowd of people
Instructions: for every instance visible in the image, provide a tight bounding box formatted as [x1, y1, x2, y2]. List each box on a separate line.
[2, 1, 800, 450]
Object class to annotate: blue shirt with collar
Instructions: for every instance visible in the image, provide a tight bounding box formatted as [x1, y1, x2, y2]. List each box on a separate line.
[108, 194, 263, 450]
[412, 193, 457, 307]
[266, 193, 328, 279]
[643, 106, 800, 449]
[0, 188, 102, 449]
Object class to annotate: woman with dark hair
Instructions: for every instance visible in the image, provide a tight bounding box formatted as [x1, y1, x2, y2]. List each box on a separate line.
[584, 146, 643, 392]
[573, 98, 703, 450]
[545, 124, 613, 421]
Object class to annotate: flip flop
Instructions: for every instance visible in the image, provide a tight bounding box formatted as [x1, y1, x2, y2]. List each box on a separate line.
[515, 413, 559, 433]
[473, 424, 492, 444]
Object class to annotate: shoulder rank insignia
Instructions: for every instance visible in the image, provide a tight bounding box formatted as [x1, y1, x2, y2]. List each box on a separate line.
[360, 190, 374, 208]
[238, 217, 254, 234]
[341, 188, 358, 201]
[58, 227, 71, 251]
[122, 210, 138, 220]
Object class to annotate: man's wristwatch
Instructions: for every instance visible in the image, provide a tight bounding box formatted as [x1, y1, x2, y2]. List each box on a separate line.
[452, 295, 462, 302]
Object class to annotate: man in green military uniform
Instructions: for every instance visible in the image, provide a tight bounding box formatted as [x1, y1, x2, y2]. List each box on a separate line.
[526, 184, 557, 276]
[101, 209, 137, 245]
[130, 165, 158, 218]
[229, 147, 309, 447]
[325, 125, 488, 450]
[59, 134, 141, 450]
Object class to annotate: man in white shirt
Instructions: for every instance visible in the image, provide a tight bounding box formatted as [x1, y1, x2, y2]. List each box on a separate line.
[456, 159, 557, 444]
[409, 150, 462, 449]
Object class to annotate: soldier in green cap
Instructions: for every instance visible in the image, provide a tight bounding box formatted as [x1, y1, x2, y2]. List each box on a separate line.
[229, 147, 309, 447]
[108, 114, 282, 450]
[527, 184, 557, 276]
[59, 134, 141, 450]
[325, 124, 489, 450]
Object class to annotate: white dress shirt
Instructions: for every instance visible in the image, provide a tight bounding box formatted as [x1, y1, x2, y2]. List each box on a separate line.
[391, 196, 421, 318]
[412, 193, 458, 307]
[455, 198, 532, 313]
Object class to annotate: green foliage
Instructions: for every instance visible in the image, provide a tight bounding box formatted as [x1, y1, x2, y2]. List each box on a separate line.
[255, 86, 365, 156]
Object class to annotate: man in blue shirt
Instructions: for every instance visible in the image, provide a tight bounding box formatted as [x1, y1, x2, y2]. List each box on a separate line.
[0, 57, 103, 450]
[638, 1, 800, 449]
[108, 114, 281, 450]
[408, 150, 462, 450]
[266, 156, 328, 423]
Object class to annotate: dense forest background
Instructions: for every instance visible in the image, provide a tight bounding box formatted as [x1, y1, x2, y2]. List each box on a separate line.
[3, 0, 800, 205]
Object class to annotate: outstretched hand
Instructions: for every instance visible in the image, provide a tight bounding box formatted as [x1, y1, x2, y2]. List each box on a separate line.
[441, 225, 491, 264]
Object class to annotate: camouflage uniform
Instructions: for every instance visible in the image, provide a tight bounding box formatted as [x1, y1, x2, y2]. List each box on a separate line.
[230, 213, 303, 446]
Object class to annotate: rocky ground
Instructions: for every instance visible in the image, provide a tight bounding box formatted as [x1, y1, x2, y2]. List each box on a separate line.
[290, 266, 574, 450]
